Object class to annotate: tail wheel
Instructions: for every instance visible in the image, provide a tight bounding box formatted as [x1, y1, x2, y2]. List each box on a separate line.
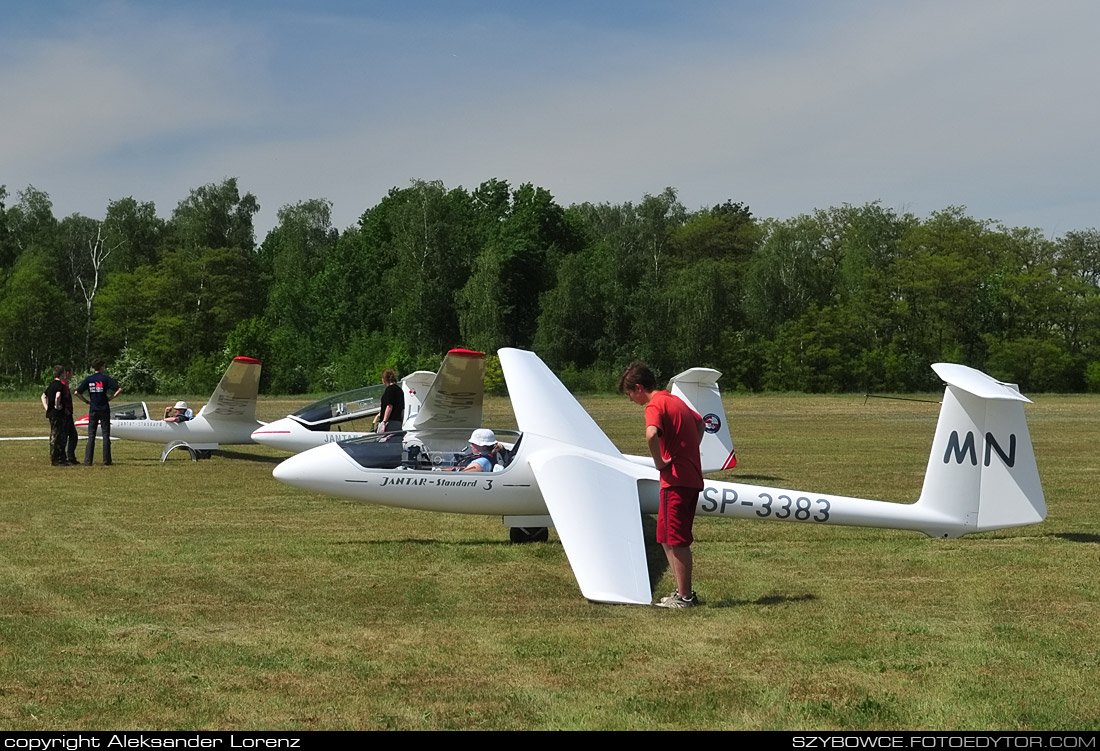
[509, 526, 549, 544]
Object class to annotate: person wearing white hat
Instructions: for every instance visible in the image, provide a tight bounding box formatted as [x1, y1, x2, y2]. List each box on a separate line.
[461, 428, 498, 472]
[164, 400, 193, 423]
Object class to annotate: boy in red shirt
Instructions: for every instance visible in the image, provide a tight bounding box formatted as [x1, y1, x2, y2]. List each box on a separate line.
[618, 361, 705, 608]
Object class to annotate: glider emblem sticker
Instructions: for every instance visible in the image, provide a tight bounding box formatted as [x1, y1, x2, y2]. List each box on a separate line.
[703, 413, 721, 434]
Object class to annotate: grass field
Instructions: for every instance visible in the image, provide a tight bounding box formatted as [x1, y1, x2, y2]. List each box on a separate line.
[1, 392, 1097, 730]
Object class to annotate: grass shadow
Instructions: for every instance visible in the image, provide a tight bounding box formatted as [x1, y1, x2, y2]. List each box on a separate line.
[730, 473, 788, 484]
[707, 593, 818, 609]
[213, 450, 284, 465]
[1054, 532, 1100, 544]
[331, 537, 517, 547]
[642, 514, 670, 594]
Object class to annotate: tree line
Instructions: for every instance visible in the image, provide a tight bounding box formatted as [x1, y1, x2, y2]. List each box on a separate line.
[1, 177, 1098, 396]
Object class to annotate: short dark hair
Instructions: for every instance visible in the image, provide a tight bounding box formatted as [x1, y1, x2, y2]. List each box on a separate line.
[92, 359, 105, 371]
[617, 361, 657, 394]
[52, 365, 65, 378]
[381, 368, 397, 385]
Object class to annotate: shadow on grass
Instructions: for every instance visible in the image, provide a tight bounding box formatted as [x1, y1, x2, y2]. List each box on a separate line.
[642, 514, 670, 591]
[330, 537, 540, 547]
[1054, 532, 1100, 544]
[137, 449, 282, 465]
[213, 450, 283, 465]
[706, 592, 818, 609]
[728, 473, 788, 484]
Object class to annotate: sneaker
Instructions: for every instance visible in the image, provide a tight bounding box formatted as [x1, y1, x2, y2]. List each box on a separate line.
[656, 591, 699, 609]
[658, 591, 679, 605]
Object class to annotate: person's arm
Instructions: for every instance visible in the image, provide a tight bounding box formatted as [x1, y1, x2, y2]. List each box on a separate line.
[111, 387, 123, 399]
[646, 425, 668, 471]
[41, 393, 48, 411]
[381, 405, 392, 424]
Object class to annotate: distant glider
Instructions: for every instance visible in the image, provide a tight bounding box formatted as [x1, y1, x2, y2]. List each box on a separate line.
[77, 357, 262, 460]
[251, 348, 486, 453]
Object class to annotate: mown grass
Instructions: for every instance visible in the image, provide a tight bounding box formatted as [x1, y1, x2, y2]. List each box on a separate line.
[0, 392, 1097, 730]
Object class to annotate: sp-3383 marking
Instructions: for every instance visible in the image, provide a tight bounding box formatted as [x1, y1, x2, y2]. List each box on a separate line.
[700, 485, 831, 523]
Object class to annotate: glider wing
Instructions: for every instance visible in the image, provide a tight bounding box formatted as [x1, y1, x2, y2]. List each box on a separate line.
[529, 449, 653, 605]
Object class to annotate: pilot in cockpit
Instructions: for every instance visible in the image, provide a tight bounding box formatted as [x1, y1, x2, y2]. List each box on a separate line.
[164, 401, 194, 423]
[459, 428, 499, 472]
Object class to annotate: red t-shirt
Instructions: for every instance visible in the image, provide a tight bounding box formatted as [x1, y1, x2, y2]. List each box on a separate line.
[645, 391, 703, 490]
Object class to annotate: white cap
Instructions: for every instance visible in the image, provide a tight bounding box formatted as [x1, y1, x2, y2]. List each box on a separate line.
[469, 428, 496, 447]
[174, 401, 189, 410]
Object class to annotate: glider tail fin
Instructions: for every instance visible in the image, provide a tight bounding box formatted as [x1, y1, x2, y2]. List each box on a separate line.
[400, 370, 435, 426]
[201, 357, 262, 425]
[410, 349, 486, 429]
[915, 363, 1045, 536]
[668, 368, 737, 472]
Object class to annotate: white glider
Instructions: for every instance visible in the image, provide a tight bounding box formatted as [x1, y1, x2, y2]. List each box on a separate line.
[271, 349, 1046, 605]
[77, 356, 263, 460]
[251, 348, 486, 453]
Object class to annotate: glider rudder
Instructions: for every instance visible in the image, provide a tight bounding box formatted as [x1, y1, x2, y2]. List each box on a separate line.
[668, 367, 736, 472]
[914, 363, 1045, 537]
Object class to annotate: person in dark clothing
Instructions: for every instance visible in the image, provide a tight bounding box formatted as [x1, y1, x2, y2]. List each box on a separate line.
[62, 366, 79, 465]
[42, 365, 73, 466]
[374, 369, 405, 433]
[75, 359, 123, 466]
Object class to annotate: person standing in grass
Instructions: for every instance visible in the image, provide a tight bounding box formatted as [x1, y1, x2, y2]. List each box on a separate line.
[61, 366, 80, 465]
[41, 365, 73, 466]
[76, 358, 123, 466]
[618, 360, 705, 609]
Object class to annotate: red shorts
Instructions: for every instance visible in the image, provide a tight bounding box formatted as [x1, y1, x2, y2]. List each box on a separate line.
[657, 487, 699, 547]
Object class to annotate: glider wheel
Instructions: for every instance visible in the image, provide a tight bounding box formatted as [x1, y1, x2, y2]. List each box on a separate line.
[509, 526, 549, 544]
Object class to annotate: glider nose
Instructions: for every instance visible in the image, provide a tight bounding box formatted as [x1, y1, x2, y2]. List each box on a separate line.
[251, 417, 305, 451]
[272, 443, 347, 493]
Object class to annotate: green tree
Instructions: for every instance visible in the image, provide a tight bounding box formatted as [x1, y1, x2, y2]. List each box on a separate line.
[0, 253, 71, 380]
[103, 197, 165, 273]
[458, 182, 582, 353]
[168, 178, 260, 253]
[259, 199, 339, 390]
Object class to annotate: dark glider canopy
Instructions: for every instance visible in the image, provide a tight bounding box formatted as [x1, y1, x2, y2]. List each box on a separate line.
[289, 384, 387, 429]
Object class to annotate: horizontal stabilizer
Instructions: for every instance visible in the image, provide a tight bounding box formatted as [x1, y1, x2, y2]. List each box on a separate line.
[932, 363, 1030, 402]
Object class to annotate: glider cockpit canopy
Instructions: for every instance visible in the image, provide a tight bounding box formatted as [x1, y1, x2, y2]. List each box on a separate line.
[338, 428, 522, 471]
[288, 384, 387, 430]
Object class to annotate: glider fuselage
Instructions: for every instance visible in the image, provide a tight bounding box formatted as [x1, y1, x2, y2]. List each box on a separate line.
[272, 430, 969, 537]
[110, 417, 259, 449]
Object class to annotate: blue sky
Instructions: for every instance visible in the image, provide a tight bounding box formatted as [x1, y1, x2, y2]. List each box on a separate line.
[2, 1, 1097, 238]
